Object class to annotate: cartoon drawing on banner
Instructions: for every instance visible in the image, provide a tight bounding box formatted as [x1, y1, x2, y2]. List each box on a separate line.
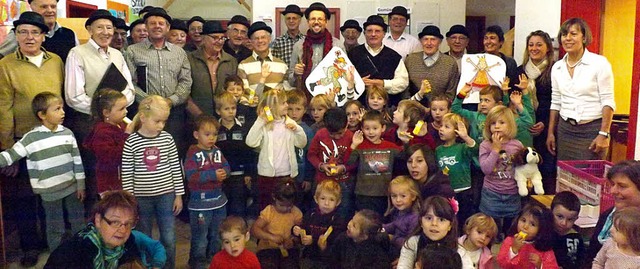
[456, 54, 506, 104]
[305, 47, 365, 106]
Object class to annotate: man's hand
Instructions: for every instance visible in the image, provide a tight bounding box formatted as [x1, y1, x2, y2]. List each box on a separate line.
[294, 63, 305, 75]
[362, 75, 384, 88]
[77, 189, 86, 202]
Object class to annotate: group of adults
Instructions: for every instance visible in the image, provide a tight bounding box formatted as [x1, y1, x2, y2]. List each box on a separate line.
[0, 0, 621, 268]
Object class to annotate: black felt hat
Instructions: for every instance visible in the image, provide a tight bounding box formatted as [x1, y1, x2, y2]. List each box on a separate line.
[228, 15, 250, 29]
[170, 19, 188, 33]
[388, 6, 410, 20]
[187, 16, 205, 28]
[304, 2, 331, 20]
[85, 9, 116, 27]
[201, 21, 225, 35]
[113, 17, 129, 31]
[13, 11, 48, 33]
[446, 24, 469, 38]
[130, 19, 144, 30]
[248, 21, 272, 38]
[282, 4, 303, 16]
[363, 15, 387, 30]
[340, 19, 362, 32]
[418, 25, 443, 39]
[143, 7, 172, 23]
[138, 5, 154, 16]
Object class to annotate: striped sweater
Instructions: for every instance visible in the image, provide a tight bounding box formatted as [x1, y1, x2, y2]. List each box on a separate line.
[237, 51, 289, 95]
[0, 125, 84, 201]
[121, 131, 185, 197]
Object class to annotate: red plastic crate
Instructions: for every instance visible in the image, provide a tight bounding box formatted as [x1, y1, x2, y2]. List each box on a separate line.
[556, 160, 615, 214]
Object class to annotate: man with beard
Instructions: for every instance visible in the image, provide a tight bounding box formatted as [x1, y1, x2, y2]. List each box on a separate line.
[340, 19, 362, 52]
[271, 4, 304, 66]
[223, 15, 252, 62]
[289, 2, 344, 98]
[348, 15, 408, 107]
[383, 6, 421, 60]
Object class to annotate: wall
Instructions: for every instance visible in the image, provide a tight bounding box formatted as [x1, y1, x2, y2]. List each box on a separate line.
[252, 0, 465, 51]
[466, 0, 514, 32]
[601, 0, 636, 116]
[513, 0, 561, 65]
[146, 0, 250, 20]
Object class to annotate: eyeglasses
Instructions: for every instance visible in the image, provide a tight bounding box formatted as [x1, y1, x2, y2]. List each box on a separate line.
[16, 30, 43, 37]
[207, 35, 227, 42]
[102, 215, 136, 229]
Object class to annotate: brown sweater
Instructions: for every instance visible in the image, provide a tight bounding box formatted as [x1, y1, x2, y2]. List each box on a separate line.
[0, 49, 63, 149]
[405, 51, 460, 102]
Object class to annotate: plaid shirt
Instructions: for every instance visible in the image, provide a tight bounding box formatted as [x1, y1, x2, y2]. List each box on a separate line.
[271, 32, 304, 66]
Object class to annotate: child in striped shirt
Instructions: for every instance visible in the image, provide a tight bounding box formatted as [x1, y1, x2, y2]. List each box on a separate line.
[121, 95, 185, 269]
[0, 92, 85, 251]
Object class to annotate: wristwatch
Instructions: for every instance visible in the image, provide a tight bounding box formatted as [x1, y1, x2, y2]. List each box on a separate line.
[598, 131, 610, 138]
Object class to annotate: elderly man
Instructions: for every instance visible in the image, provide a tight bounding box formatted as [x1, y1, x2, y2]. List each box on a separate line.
[184, 16, 205, 52]
[289, 2, 344, 97]
[271, 4, 304, 66]
[188, 20, 238, 116]
[0, 12, 64, 267]
[341, 19, 362, 52]
[405, 25, 460, 103]
[445, 24, 469, 70]
[383, 6, 421, 60]
[348, 15, 408, 107]
[111, 17, 129, 51]
[223, 15, 252, 62]
[129, 19, 148, 44]
[0, 0, 78, 62]
[238, 21, 289, 96]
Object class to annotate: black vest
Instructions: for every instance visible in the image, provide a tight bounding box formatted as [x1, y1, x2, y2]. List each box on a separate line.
[43, 27, 76, 63]
[348, 45, 403, 106]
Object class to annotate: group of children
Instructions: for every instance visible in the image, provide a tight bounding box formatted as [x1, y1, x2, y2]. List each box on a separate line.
[1, 72, 639, 269]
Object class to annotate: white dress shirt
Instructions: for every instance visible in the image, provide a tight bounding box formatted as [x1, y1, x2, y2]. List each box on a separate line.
[383, 32, 422, 60]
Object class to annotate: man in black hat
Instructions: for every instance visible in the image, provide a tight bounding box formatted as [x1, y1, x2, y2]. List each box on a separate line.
[445, 24, 470, 69]
[271, 4, 304, 66]
[289, 2, 344, 97]
[138, 5, 154, 18]
[65, 9, 136, 225]
[0, 0, 78, 62]
[383, 5, 421, 60]
[184, 16, 205, 52]
[340, 19, 362, 52]
[239, 21, 289, 95]
[223, 15, 252, 62]
[129, 19, 148, 45]
[168, 19, 188, 48]
[0, 11, 64, 267]
[348, 15, 408, 107]
[111, 17, 129, 51]
[405, 25, 460, 102]
[188, 20, 238, 116]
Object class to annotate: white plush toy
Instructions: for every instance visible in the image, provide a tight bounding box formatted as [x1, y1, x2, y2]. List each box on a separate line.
[514, 147, 544, 196]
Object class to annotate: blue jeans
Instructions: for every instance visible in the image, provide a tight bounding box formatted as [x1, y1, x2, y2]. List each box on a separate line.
[188, 206, 227, 269]
[41, 192, 85, 250]
[137, 193, 176, 269]
[337, 180, 355, 220]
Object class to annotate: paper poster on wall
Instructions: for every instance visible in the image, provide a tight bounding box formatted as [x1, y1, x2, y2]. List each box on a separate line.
[456, 54, 506, 104]
[305, 47, 365, 107]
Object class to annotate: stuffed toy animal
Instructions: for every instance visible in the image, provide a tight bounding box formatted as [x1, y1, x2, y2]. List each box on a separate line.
[513, 147, 544, 196]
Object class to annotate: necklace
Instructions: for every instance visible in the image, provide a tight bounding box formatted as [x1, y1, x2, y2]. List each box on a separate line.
[566, 57, 582, 69]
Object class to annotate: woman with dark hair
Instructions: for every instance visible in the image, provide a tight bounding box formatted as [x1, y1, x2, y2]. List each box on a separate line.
[45, 191, 166, 269]
[584, 160, 640, 266]
[517, 30, 557, 192]
[405, 144, 455, 199]
[547, 18, 615, 161]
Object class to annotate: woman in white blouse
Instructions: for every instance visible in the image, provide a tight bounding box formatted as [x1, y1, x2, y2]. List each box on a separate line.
[546, 17, 615, 160]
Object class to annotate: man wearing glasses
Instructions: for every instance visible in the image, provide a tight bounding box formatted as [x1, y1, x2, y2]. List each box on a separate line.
[445, 24, 470, 70]
[271, 4, 304, 66]
[0, 11, 65, 267]
[0, 0, 78, 62]
[111, 17, 130, 51]
[223, 15, 252, 62]
[383, 6, 421, 60]
[238, 21, 289, 96]
[188, 20, 238, 116]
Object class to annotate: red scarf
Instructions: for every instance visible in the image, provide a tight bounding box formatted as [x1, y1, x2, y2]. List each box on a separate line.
[301, 29, 333, 90]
